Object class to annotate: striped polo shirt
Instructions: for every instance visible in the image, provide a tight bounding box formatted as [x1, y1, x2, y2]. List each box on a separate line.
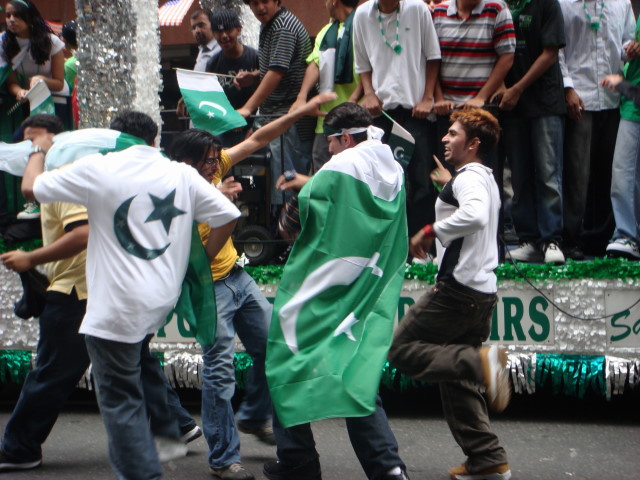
[258, 8, 311, 115]
[433, 0, 515, 103]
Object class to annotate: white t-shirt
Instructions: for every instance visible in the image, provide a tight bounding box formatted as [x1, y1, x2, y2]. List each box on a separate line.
[16, 33, 64, 79]
[34, 145, 240, 343]
[433, 163, 500, 293]
[353, 0, 441, 110]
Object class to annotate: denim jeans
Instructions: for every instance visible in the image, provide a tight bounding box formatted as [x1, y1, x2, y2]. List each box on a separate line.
[388, 281, 507, 473]
[564, 110, 619, 252]
[2, 291, 88, 462]
[254, 118, 312, 206]
[202, 267, 272, 470]
[504, 115, 564, 245]
[273, 395, 404, 480]
[610, 119, 640, 243]
[86, 334, 179, 480]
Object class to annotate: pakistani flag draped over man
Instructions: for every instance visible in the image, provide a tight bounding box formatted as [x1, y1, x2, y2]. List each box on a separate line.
[266, 136, 408, 428]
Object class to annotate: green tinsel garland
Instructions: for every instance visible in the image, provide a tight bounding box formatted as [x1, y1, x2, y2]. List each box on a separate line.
[245, 258, 640, 284]
[0, 349, 612, 398]
[0, 238, 43, 255]
[535, 354, 606, 398]
[3, 241, 640, 283]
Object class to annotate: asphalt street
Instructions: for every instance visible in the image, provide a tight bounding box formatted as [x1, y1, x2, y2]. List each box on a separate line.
[0, 386, 639, 480]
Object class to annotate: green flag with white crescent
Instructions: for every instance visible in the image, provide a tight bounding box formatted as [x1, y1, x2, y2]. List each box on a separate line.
[167, 222, 217, 346]
[176, 68, 247, 135]
[266, 140, 408, 428]
[384, 112, 414, 169]
[26, 79, 55, 115]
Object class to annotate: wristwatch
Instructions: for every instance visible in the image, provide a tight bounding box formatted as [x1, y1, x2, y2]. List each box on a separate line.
[29, 145, 44, 157]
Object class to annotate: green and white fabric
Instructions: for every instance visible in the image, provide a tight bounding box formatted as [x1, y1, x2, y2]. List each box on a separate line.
[33, 145, 240, 344]
[383, 111, 415, 169]
[26, 79, 55, 115]
[0, 128, 147, 177]
[267, 138, 408, 427]
[176, 68, 246, 135]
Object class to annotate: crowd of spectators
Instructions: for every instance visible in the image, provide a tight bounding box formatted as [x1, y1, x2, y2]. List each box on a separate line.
[2, 0, 639, 265]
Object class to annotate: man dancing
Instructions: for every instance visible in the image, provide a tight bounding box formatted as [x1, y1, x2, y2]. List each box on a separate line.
[265, 102, 410, 480]
[20, 111, 240, 480]
[388, 109, 512, 480]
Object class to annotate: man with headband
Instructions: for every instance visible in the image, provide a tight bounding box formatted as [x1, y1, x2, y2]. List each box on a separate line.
[265, 102, 410, 480]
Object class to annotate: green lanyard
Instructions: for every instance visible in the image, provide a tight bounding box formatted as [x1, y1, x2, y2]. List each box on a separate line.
[376, 1, 402, 54]
[582, 0, 605, 31]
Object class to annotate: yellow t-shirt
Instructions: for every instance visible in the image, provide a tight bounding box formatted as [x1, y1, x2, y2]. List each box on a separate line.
[198, 149, 238, 281]
[40, 202, 88, 299]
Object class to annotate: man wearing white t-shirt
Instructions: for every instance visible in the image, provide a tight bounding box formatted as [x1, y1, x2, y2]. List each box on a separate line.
[353, 0, 441, 236]
[20, 111, 240, 480]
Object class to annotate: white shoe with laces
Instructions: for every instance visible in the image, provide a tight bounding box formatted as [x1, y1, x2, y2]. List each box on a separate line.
[543, 241, 565, 264]
[507, 242, 542, 263]
[606, 238, 640, 259]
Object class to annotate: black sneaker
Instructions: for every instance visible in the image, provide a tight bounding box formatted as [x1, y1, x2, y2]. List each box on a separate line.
[0, 450, 42, 471]
[263, 458, 321, 480]
[180, 424, 202, 444]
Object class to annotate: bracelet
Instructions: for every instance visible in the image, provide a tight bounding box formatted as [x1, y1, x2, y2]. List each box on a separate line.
[422, 224, 436, 239]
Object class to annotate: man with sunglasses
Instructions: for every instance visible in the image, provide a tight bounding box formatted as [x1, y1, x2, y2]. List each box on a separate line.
[168, 92, 335, 480]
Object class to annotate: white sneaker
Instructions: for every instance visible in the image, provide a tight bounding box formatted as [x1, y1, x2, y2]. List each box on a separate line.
[16, 202, 40, 220]
[543, 241, 565, 264]
[155, 436, 187, 463]
[507, 242, 542, 263]
[606, 238, 640, 259]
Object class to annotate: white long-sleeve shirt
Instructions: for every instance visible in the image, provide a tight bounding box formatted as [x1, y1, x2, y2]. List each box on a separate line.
[558, 0, 636, 111]
[433, 162, 500, 293]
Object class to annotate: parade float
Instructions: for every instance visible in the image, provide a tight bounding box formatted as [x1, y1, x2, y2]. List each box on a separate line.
[1, 235, 639, 400]
[1, 0, 638, 400]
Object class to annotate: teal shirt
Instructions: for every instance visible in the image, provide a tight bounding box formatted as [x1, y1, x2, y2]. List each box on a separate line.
[620, 18, 640, 123]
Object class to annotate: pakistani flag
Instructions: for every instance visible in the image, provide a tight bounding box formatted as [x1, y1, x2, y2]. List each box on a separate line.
[26, 80, 55, 115]
[176, 68, 247, 135]
[383, 112, 415, 169]
[267, 141, 408, 428]
[0, 46, 27, 89]
[168, 223, 217, 346]
[0, 128, 146, 177]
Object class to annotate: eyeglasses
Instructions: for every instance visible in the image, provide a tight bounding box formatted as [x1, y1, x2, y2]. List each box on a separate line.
[203, 156, 218, 165]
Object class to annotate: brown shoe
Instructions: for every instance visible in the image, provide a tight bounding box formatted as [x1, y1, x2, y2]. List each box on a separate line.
[210, 462, 255, 480]
[479, 345, 511, 413]
[449, 462, 511, 479]
[237, 423, 276, 445]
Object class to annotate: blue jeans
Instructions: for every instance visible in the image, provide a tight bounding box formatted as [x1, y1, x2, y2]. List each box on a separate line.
[2, 291, 88, 462]
[202, 267, 272, 470]
[610, 119, 640, 243]
[86, 334, 180, 480]
[273, 396, 404, 480]
[504, 115, 564, 244]
[255, 117, 312, 206]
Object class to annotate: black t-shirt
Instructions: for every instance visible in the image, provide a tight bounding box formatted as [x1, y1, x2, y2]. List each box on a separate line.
[205, 45, 259, 110]
[505, 0, 567, 117]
